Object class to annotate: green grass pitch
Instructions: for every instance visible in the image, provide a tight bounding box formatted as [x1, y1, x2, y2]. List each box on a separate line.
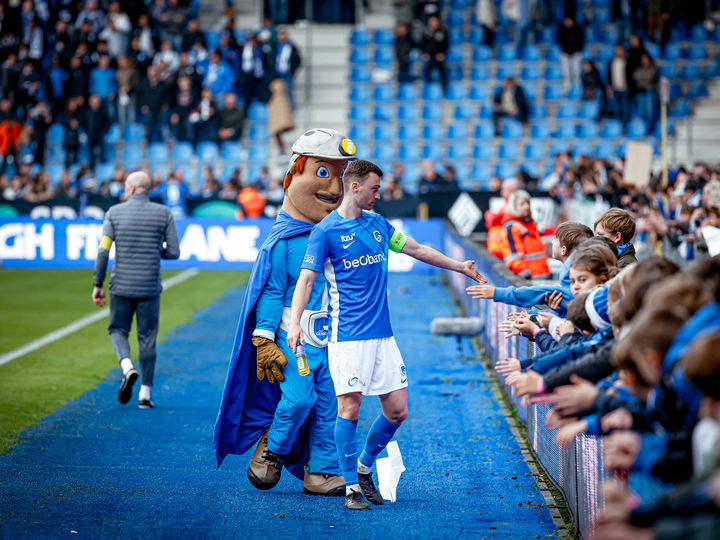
[0, 269, 248, 454]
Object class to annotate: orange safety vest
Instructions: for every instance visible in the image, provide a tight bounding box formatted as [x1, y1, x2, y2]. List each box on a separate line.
[236, 187, 267, 218]
[487, 218, 549, 278]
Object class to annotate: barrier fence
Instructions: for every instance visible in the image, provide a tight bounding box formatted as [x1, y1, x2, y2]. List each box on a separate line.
[442, 228, 604, 538]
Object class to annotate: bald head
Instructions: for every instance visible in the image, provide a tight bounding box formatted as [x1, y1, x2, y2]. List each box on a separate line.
[500, 177, 521, 199]
[125, 171, 151, 194]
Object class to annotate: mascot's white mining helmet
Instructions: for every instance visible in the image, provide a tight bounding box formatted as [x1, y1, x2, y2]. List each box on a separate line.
[284, 128, 357, 189]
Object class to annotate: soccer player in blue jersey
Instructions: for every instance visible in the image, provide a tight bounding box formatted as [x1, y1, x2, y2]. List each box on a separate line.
[286, 160, 486, 510]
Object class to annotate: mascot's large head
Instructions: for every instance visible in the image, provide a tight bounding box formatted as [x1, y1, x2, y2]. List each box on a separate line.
[282, 128, 357, 223]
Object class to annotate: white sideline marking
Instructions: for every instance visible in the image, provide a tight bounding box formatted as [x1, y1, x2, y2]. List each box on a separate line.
[0, 268, 200, 367]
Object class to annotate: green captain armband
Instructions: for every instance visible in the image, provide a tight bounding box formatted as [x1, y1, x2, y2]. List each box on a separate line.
[388, 230, 408, 253]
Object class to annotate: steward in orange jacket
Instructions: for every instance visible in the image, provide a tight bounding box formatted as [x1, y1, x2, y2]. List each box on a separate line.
[487, 190, 549, 279]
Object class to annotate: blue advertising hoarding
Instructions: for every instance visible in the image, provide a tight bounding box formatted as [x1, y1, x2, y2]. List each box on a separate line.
[0, 217, 446, 272]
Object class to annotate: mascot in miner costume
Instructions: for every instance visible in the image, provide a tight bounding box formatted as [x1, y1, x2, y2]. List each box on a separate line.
[213, 128, 357, 496]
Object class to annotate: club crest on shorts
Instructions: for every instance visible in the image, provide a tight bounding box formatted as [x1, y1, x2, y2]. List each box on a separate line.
[348, 376, 359, 387]
[400, 365, 407, 383]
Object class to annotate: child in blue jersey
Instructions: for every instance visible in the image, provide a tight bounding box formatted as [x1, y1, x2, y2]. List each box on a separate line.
[286, 160, 486, 510]
[465, 221, 594, 316]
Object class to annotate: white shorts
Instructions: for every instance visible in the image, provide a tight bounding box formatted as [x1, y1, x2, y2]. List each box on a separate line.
[328, 337, 407, 396]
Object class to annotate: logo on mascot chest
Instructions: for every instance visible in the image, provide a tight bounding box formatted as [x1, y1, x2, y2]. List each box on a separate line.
[303, 254, 315, 264]
[341, 232, 356, 249]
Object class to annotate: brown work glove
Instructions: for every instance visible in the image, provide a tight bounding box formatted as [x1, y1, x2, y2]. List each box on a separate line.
[252, 336, 288, 383]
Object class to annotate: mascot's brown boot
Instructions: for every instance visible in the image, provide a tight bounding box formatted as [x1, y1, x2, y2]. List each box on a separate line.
[247, 431, 283, 490]
[302, 468, 346, 496]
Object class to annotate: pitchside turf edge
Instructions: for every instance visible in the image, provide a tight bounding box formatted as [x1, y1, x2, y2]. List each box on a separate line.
[0, 269, 248, 454]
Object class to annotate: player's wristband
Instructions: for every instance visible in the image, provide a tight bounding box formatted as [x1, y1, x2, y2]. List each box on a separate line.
[94, 281, 103, 288]
[532, 327, 545, 339]
[537, 378, 545, 395]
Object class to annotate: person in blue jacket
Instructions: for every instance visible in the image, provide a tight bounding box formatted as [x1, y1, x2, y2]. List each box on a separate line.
[213, 128, 358, 497]
[466, 221, 593, 316]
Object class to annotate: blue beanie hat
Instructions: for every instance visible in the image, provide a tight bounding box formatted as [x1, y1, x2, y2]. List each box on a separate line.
[585, 287, 611, 330]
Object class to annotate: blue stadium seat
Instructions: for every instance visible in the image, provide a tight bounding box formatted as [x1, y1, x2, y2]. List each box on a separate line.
[496, 65, 516, 80]
[594, 142, 616, 159]
[397, 104, 417, 120]
[593, 8, 611, 23]
[524, 142, 545, 160]
[448, 65, 465, 81]
[595, 46, 614, 63]
[374, 123, 393, 141]
[47, 164, 65, 185]
[580, 101, 601, 120]
[374, 47, 393, 64]
[398, 143, 420, 161]
[498, 142, 518, 159]
[123, 122, 145, 142]
[687, 82, 709, 99]
[557, 102, 579, 119]
[249, 124, 268, 140]
[474, 122, 495, 139]
[205, 30, 221, 50]
[529, 104, 547, 120]
[350, 124, 370, 141]
[468, 27, 485, 45]
[350, 29, 370, 46]
[578, 121, 600, 138]
[221, 141, 243, 161]
[373, 85, 393, 101]
[497, 44, 517, 62]
[520, 65, 541, 81]
[122, 143, 144, 168]
[670, 100, 690, 118]
[48, 123, 65, 144]
[686, 44, 707, 60]
[398, 124, 420, 140]
[454, 104, 474, 120]
[104, 123, 120, 145]
[450, 0, 471, 8]
[659, 63, 678, 79]
[549, 140, 571, 156]
[422, 144, 443, 160]
[544, 84, 563, 101]
[545, 46, 561, 62]
[374, 29, 393, 45]
[523, 84, 538, 101]
[447, 124, 468, 140]
[471, 163, 492, 185]
[446, 10, 465, 26]
[617, 141, 627, 157]
[572, 142, 593, 159]
[681, 62, 702, 80]
[703, 62, 719, 78]
[422, 104, 442, 120]
[446, 47, 464, 63]
[422, 124, 443, 140]
[472, 46, 492, 63]
[500, 120, 523, 139]
[350, 85, 370, 102]
[470, 66, 490, 81]
[536, 26, 555, 44]
[520, 45, 541, 62]
[373, 144, 394, 162]
[248, 144, 269, 163]
[247, 102, 268, 122]
[234, 29, 247, 43]
[197, 141, 219, 163]
[422, 84, 444, 101]
[689, 24, 707, 42]
[479, 103, 493, 118]
[555, 121, 576, 138]
[669, 82, 683, 101]
[520, 161, 542, 178]
[530, 120, 551, 139]
[148, 142, 169, 163]
[603, 24, 619, 44]
[663, 43, 683, 61]
[469, 84, 489, 101]
[584, 26, 600, 44]
[397, 83, 417, 101]
[449, 28, 465, 45]
[447, 143, 468, 160]
[171, 141, 194, 162]
[601, 119, 623, 138]
[626, 118, 647, 138]
[46, 145, 66, 165]
[446, 83, 467, 101]
[544, 65, 563, 81]
[495, 162, 515, 178]
[351, 66, 371, 83]
[350, 47, 369, 64]
[567, 84, 584, 100]
[473, 143, 492, 160]
[95, 162, 116, 182]
[349, 105, 371, 121]
[373, 104, 392, 121]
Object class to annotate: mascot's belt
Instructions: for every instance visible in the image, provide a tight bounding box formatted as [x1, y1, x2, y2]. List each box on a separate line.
[278, 307, 330, 348]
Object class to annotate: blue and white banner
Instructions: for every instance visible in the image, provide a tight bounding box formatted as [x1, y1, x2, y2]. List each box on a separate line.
[0, 217, 446, 272]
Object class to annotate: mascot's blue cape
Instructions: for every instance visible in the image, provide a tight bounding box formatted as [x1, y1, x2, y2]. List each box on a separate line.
[213, 210, 314, 478]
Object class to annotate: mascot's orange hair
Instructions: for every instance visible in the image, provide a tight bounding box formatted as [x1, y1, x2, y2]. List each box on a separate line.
[283, 154, 308, 190]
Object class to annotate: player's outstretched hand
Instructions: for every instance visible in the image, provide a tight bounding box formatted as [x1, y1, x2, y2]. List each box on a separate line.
[92, 285, 106, 307]
[286, 322, 304, 353]
[460, 260, 487, 283]
[465, 284, 494, 299]
[252, 336, 288, 383]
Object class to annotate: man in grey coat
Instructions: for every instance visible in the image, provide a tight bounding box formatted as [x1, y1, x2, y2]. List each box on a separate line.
[92, 171, 180, 408]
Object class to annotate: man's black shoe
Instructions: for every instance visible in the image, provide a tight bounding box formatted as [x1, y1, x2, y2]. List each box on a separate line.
[118, 369, 138, 404]
[138, 399, 154, 409]
[358, 472, 384, 505]
[344, 490, 369, 511]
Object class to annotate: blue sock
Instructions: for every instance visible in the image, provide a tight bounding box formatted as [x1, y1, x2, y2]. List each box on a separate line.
[359, 414, 401, 468]
[334, 417, 359, 486]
